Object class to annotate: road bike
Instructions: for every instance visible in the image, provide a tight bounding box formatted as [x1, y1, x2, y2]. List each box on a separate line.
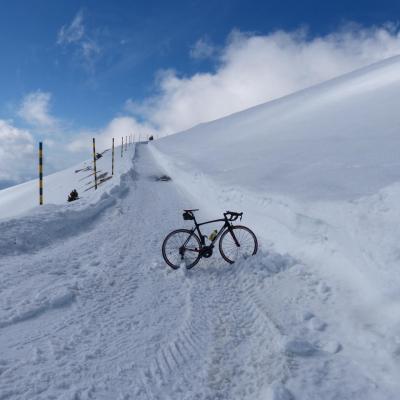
[162, 209, 258, 269]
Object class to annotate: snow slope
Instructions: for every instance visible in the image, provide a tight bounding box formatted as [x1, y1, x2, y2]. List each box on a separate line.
[1, 56, 400, 399]
[152, 55, 400, 202]
[0, 144, 134, 220]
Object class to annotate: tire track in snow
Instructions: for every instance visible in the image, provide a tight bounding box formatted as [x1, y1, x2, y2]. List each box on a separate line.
[198, 266, 289, 399]
[137, 259, 293, 400]
[136, 271, 214, 399]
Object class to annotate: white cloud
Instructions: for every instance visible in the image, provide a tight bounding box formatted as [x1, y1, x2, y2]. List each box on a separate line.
[126, 25, 400, 136]
[67, 116, 155, 153]
[57, 10, 100, 71]
[0, 120, 35, 185]
[18, 91, 57, 130]
[190, 37, 216, 59]
[57, 10, 85, 45]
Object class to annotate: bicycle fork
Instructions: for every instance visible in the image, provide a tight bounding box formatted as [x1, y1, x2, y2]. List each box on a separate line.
[228, 226, 241, 247]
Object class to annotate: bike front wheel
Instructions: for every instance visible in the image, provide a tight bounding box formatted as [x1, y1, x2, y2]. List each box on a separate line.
[162, 229, 202, 269]
[219, 225, 258, 264]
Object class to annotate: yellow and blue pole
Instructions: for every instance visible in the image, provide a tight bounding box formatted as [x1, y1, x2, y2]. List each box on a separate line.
[39, 142, 43, 205]
[112, 137, 115, 176]
[92, 138, 98, 190]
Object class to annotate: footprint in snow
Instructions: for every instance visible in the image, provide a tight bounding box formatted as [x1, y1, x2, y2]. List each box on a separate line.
[262, 382, 294, 400]
[301, 311, 314, 321]
[317, 282, 331, 297]
[308, 316, 327, 331]
[284, 339, 317, 357]
[320, 340, 342, 354]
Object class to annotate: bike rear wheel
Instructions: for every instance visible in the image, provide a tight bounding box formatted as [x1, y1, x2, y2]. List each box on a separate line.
[219, 225, 258, 264]
[162, 229, 202, 269]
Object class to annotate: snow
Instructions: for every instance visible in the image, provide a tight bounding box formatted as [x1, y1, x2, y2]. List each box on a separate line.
[1, 56, 400, 399]
[151, 56, 400, 201]
[0, 144, 134, 219]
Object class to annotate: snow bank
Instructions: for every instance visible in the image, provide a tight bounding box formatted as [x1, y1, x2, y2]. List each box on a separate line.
[0, 144, 135, 220]
[0, 146, 136, 256]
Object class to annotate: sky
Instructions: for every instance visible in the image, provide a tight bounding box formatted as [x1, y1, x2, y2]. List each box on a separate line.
[1, 0, 400, 188]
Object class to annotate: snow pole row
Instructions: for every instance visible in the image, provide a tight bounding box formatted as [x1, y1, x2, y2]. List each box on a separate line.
[37, 134, 139, 205]
[120, 134, 134, 158]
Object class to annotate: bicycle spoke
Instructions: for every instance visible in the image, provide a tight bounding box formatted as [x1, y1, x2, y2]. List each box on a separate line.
[163, 229, 201, 269]
[220, 227, 256, 262]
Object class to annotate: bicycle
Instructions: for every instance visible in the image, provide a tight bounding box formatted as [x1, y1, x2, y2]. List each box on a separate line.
[162, 209, 258, 269]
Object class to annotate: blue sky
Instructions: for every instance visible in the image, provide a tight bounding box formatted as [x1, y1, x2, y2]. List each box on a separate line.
[1, 0, 400, 186]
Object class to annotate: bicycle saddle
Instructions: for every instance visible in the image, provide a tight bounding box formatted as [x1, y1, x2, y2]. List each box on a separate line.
[183, 209, 199, 212]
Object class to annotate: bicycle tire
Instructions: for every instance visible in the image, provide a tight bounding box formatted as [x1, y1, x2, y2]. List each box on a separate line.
[162, 229, 202, 269]
[219, 225, 258, 264]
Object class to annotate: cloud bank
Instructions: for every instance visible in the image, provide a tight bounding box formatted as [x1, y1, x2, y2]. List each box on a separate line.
[126, 25, 400, 135]
[0, 120, 35, 186]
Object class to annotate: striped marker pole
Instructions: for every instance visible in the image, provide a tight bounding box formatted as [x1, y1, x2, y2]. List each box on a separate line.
[121, 137, 123, 158]
[92, 138, 98, 190]
[112, 137, 115, 176]
[39, 142, 43, 205]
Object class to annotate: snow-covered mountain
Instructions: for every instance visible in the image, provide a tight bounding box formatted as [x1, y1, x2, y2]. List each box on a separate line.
[1, 56, 400, 399]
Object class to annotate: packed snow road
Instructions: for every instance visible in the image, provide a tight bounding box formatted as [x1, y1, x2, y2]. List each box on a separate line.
[0, 144, 287, 399]
[1, 145, 399, 399]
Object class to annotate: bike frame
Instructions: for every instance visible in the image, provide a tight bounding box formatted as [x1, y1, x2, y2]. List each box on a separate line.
[184, 215, 240, 251]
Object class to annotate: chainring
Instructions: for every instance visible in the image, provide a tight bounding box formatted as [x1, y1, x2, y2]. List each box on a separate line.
[200, 247, 213, 258]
